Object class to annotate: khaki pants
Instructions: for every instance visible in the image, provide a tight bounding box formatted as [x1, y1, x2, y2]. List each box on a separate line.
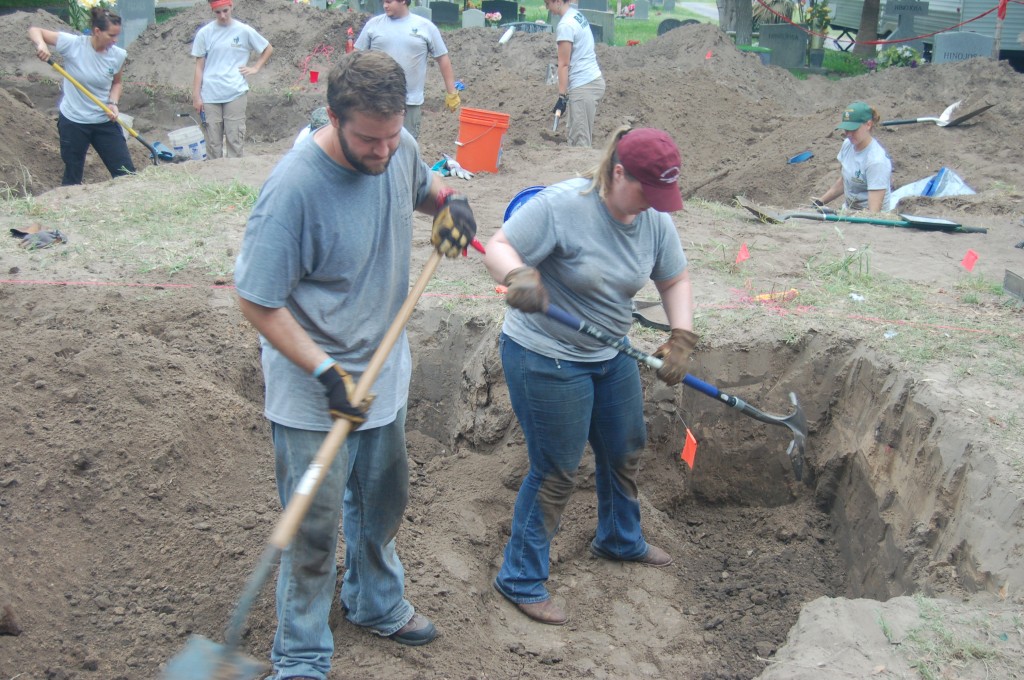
[403, 104, 422, 141]
[566, 76, 605, 148]
[205, 93, 248, 159]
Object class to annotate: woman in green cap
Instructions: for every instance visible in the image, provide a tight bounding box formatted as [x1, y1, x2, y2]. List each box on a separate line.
[813, 101, 892, 213]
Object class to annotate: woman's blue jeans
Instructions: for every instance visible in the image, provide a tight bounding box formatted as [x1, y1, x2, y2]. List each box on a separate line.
[494, 334, 649, 604]
[269, 409, 414, 680]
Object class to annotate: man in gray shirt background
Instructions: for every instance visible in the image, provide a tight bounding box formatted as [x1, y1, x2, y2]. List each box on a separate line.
[355, 0, 461, 140]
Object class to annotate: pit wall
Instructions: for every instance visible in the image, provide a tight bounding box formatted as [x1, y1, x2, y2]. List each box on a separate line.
[406, 311, 1022, 601]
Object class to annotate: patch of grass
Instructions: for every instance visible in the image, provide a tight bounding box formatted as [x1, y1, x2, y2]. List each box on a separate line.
[824, 49, 869, 76]
[0, 170, 257, 277]
[902, 596, 1000, 680]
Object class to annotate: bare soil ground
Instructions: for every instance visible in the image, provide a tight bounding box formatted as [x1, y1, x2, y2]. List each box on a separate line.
[1, 3, 1023, 680]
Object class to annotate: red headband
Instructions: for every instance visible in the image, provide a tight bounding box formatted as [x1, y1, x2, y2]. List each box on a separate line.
[210, 0, 232, 9]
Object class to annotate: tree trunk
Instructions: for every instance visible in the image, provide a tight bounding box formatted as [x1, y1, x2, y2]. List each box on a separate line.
[853, 0, 881, 56]
[717, 0, 753, 45]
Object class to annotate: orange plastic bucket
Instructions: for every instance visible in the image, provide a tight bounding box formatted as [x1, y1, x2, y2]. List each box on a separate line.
[455, 107, 510, 174]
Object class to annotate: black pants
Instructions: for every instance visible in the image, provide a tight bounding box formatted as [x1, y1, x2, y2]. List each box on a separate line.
[57, 114, 136, 186]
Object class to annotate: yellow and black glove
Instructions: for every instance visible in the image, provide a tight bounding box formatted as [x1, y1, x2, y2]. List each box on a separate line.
[432, 189, 477, 258]
[504, 266, 548, 313]
[652, 329, 699, 386]
[445, 91, 461, 112]
[316, 362, 373, 424]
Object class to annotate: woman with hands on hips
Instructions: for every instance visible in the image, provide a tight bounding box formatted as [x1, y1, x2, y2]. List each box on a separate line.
[483, 126, 697, 626]
[27, 9, 135, 186]
[814, 101, 892, 213]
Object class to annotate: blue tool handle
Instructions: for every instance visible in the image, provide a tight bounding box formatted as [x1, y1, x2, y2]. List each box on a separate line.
[544, 303, 721, 399]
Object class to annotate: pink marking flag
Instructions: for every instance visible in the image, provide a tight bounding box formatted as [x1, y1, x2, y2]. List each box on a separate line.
[735, 242, 750, 264]
[680, 428, 697, 469]
[961, 249, 979, 272]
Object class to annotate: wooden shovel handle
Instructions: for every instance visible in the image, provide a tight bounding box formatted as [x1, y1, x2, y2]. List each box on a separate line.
[268, 250, 444, 549]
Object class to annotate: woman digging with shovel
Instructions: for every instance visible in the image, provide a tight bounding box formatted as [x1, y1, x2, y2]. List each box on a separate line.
[28, 9, 136, 186]
[813, 101, 893, 213]
[483, 126, 696, 626]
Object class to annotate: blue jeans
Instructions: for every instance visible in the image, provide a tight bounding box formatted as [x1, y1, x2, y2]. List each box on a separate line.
[494, 335, 649, 604]
[269, 409, 414, 680]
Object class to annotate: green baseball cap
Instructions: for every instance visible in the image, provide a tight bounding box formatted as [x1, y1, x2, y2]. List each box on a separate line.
[836, 102, 873, 131]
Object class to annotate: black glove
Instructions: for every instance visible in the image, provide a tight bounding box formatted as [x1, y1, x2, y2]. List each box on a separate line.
[432, 192, 477, 258]
[504, 267, 548, 313]
[552, 95, 567, 116]
[652, 329, 699, 386]
[316, 362, 371, 424]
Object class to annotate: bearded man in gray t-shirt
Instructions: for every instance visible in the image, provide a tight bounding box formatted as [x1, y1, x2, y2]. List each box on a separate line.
[234, 50, 476, 679]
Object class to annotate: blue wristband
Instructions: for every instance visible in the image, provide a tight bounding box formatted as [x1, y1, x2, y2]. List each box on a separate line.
[313, 358, 336, 377]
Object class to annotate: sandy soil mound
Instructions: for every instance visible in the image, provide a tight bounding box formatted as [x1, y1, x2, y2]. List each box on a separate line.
[1, 4, 1023, 680]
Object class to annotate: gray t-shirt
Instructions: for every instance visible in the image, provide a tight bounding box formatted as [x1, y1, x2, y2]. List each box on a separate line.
[234, 129, 432, 431]
[838, 137, 892, 211]
[55, 32, 127, 124]
[556, 7, 602, 91]
[355, 13, 448, 106]
[191, 19, 270, 104]
[501, 178, 687, 361]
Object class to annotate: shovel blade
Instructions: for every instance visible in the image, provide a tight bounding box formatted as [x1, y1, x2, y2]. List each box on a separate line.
[736, 196, 786, 224]
[939, 103, 994, 127]
[164, 635, 268, 680]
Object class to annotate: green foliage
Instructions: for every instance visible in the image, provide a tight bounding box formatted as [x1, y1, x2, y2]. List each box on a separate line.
[803, 0, 831, 33]
[824, 49, 869, 76]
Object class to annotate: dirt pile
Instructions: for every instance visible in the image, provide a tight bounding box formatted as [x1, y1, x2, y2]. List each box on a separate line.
[3, 1, 1024, 216]
[1, 4, 1024, 680]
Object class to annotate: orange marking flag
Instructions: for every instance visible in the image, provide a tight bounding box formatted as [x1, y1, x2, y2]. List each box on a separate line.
[680, 428, 697, 469]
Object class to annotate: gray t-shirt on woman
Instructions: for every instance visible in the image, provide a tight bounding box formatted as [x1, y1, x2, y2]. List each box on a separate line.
[501, 177, 687, 362]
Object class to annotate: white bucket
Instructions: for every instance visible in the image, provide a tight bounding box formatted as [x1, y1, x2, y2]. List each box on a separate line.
[117, 113, 133, 141]
[167, 125, 207, 161]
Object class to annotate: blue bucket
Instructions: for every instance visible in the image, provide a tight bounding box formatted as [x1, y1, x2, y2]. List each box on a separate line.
[503, 185, 546, 223]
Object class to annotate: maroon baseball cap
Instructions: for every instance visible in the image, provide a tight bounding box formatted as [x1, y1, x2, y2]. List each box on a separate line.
[617, 128, 683, 212]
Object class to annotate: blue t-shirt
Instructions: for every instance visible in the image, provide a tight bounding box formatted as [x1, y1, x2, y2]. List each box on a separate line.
[234, 130, 432, 430]
[501, 178, 687, 361]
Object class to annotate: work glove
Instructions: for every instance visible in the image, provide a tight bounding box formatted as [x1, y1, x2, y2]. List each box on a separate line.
[432, 189, 477, 257]
[445, 91, 461, 112]
[552, 95, 567, 117]
[316, 362, 372, 424]
[504, 266, 548, 313]
[445, 155, 473, 181]
[652, 329, 699, 386]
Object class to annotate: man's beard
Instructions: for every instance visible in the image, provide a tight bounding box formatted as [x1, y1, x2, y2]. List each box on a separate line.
[339, 128, 395, 176]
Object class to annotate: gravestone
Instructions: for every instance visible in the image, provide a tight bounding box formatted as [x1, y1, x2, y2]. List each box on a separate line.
[349, 0, 385, 14]
[632, 0, 649, 20]
[883, 0, 929, 53]
[759, 23, 808, 68]
[663, 0, 675, 12]
[578, 0, 608, 12]
[931, 31, 993, 63]
[462, 7, 485, 27]
[657, 18, 682, 36]
[411, 5, 432, 20]
[430, 0, 460, 25]
[579, 8, 615, 45]
[481, 0, 519, 23]
[114, 0, 155, 48]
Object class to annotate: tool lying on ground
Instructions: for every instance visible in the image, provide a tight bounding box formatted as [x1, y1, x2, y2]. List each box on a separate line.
[881, 100, 995, 128]
[164, 250, 445, 680]
[736, 196, 987, 234]
[47, 58, 167, 164]
[543, 303, 809, 482]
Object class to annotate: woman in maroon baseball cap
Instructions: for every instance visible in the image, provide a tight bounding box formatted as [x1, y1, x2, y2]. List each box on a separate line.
[483, 126, 696, 626]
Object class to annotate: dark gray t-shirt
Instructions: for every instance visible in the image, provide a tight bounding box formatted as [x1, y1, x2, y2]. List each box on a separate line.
[501, 178, 687, 361]
[235, 130, 432, 430]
